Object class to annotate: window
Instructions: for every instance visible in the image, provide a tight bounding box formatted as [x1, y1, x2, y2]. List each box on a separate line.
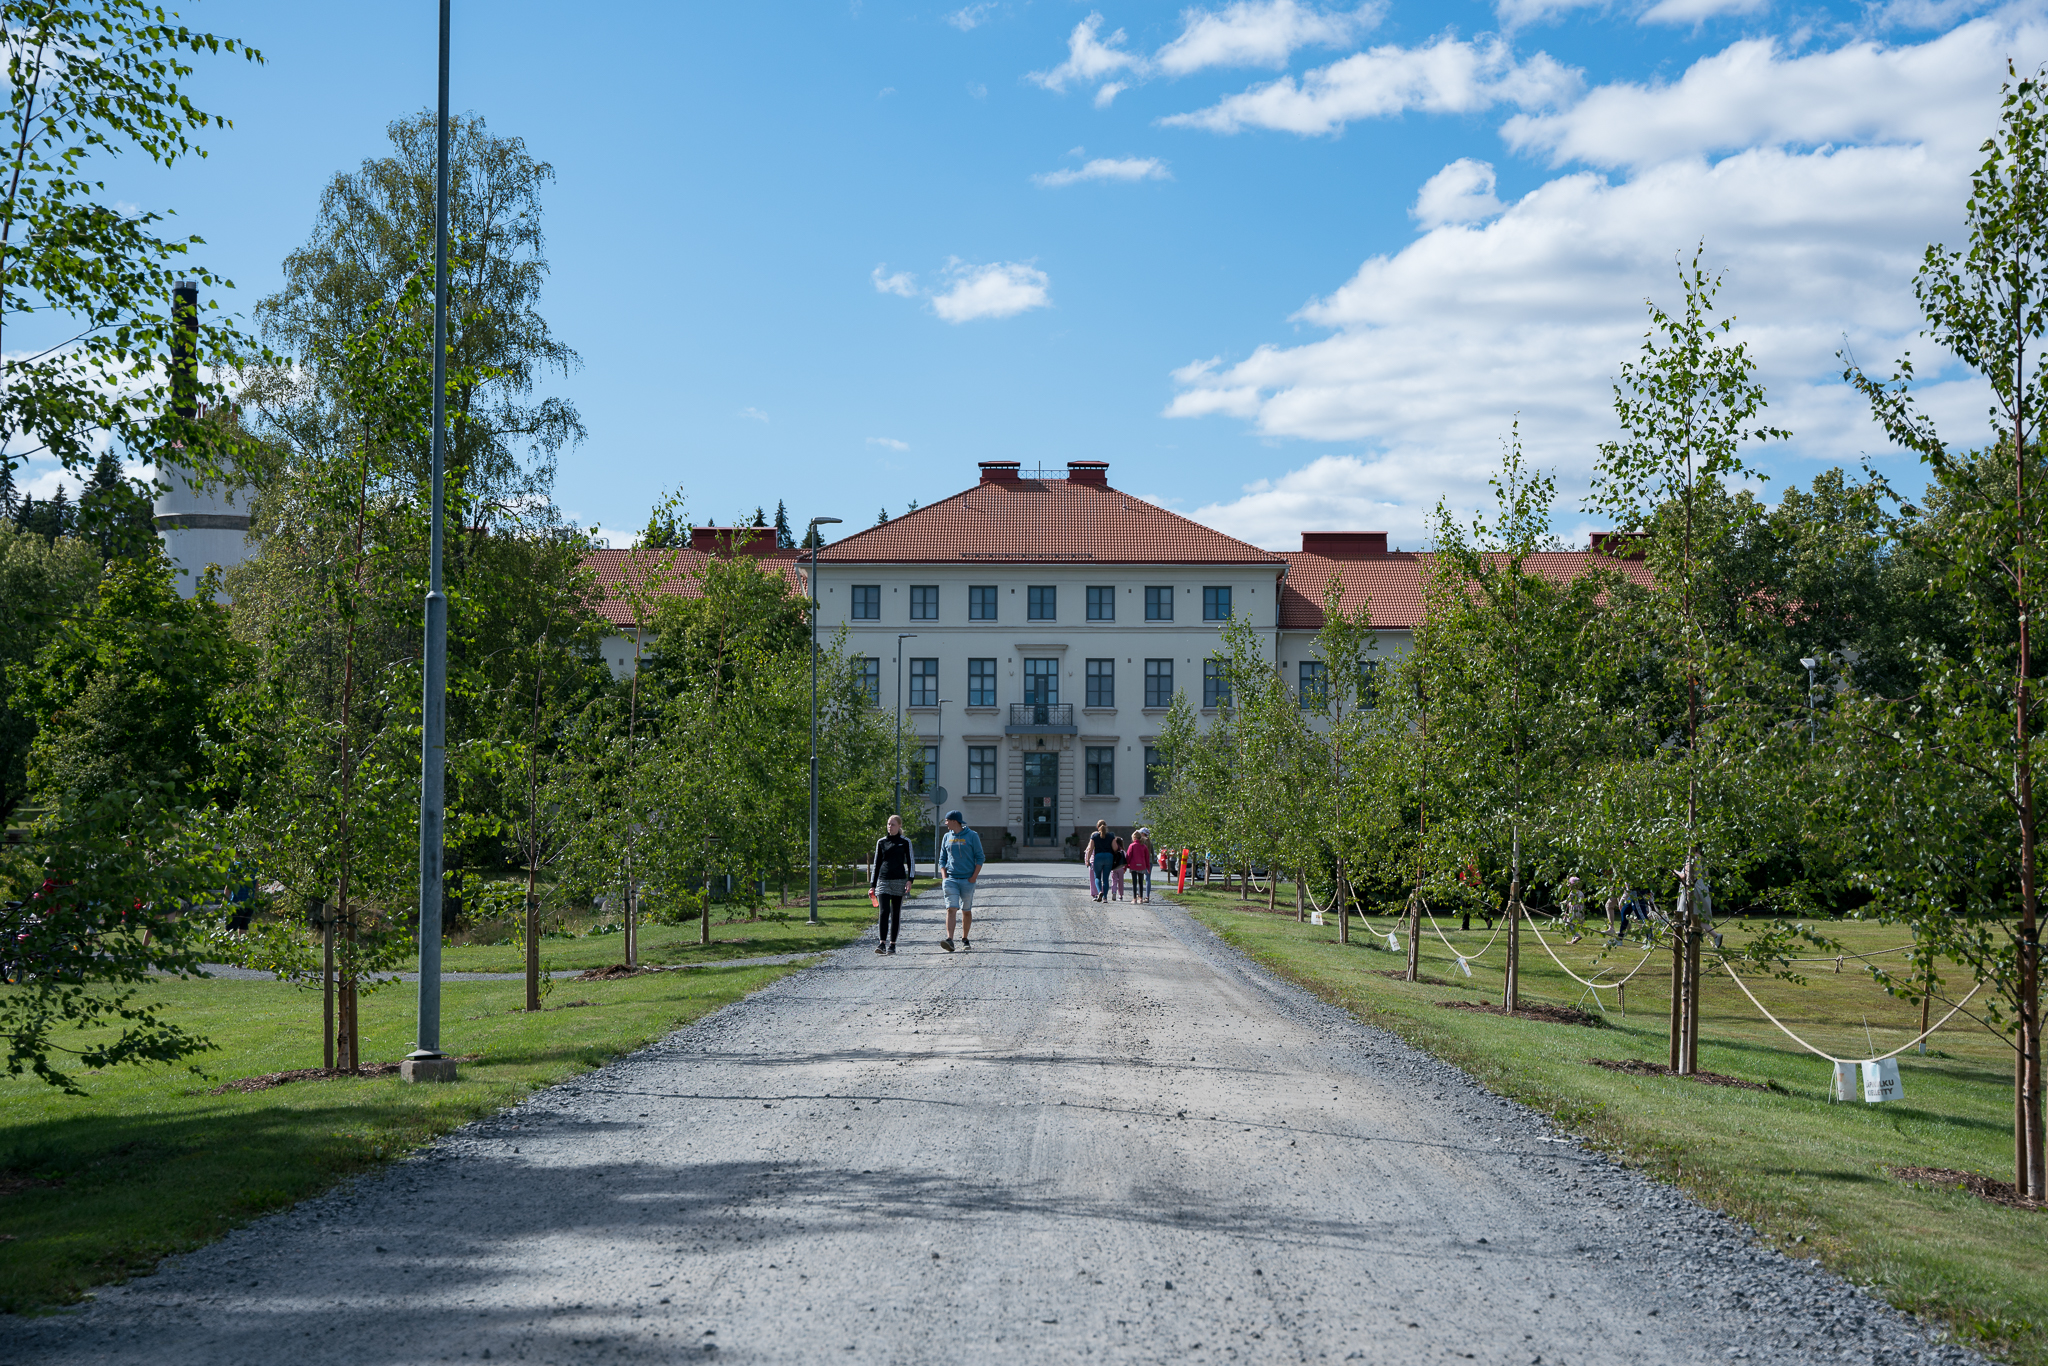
[1023, 658, 1058, 705]
[857, 657, 880, 705]
[1087, 586, 1115, 621]
[909, 585, 939, 620]
[1086, 746, 1115, 795]
[851, 585, 881, 620]
[968, 746, 996, 795]
[968, 585, 998, 620]
[968, 658, 997, 707]
[1144, 746, 1165, 795]
[1144, 659, 1173, 708]
[1145, 586, 1173, 621]
[1358, 657, 1381, 711]
[1027, 585, 1056, 620]
[1203, 586, 1232, 621]
[1298, 659, 1327, 710]
[1085, 658, 1114, 708]
[909, 657, 939, 708]
[1204, 658, 1230, 708]
[917, 744, 937, 794]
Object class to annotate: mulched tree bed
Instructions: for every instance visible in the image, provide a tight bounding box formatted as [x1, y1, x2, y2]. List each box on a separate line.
[1586, 1057, 1769, 1091]
[1438, 999, 1605, 1027]
[1889, 1165, 2048, 1211]
[207, 1055, 483, 1095]
[577, 963, 659, 981]
[1376, 970, 1456, 987]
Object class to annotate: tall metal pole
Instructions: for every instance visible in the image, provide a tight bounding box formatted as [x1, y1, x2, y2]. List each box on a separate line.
[807, 516, 842, 926]
[894, 633, 915, 816]
[406, 0, 453, 1079]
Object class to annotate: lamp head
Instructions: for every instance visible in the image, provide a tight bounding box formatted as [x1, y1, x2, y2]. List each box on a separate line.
[1800, 656, 1817, 670]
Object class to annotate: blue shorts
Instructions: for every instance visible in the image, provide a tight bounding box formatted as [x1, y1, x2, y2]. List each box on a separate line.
[943, 878, 976, 910]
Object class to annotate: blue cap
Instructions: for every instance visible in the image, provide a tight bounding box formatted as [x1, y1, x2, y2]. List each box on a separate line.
[944, 810, 966, 824]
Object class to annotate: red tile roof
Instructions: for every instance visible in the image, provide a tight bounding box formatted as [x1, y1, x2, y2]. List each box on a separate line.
[815, 476, 1285, 566]
[1279, 547, 1655, 631]
[581, 546, 807, 629]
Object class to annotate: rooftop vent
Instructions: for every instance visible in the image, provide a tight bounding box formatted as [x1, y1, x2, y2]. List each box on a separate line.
[978, 461, 1022, 484]
[1300, 531, 1389, 558]
[1066, 460, 1109, 486]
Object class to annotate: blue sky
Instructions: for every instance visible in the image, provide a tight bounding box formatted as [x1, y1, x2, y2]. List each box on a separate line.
[29, 0, 2039, 548]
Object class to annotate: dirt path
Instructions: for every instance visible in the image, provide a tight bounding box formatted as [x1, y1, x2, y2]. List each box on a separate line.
[15, 866, 1981, 1364]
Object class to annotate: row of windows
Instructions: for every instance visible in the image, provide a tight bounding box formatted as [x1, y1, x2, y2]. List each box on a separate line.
[904, 744, 1168, 799]
[857, 657, 1232, 708]
[848, 583, 1234, 623]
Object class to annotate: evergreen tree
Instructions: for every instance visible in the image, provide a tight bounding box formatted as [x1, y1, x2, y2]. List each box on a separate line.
[750, 506, 767, 527]
[0, 461, 16, 521]
[773, 500, 794, 549]
[77, 450, 157, 561]
[876, 506, 890, 526]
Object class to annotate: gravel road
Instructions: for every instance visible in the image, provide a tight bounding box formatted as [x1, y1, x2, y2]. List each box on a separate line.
[16, 865, 1984, 1365]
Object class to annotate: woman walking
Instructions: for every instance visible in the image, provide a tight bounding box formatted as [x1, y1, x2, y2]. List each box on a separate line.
[1086, 820, 1115, 902]
[869, 814, 916, 954]
[1109, 835, 1128, 902]
[1127, 828, 1153, 903]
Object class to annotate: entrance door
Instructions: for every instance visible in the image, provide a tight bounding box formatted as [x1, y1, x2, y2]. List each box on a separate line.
[1023, 752, 1059, 846]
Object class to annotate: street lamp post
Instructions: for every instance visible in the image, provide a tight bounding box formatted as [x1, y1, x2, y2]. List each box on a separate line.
[808, 516, 843, 927]
[403, 0, 457, 1085]
[933, 700, 952, 851]
[894, 634, 917, 816]
[1800, 655, 1819, 744]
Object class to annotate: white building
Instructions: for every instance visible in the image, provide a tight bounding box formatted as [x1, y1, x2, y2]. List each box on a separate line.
[152, 464, 256, 598]
[591, 460, 1647, 862]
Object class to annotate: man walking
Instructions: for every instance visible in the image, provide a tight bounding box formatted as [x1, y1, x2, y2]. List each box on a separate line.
[938, 810, 983, 952]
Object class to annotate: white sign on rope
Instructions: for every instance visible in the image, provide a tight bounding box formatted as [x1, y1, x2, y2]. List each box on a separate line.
[1384, 932, 1400, 952]
[1309, 910, 1324, 926]
[1832, 1062, 1858, 1102]
[1456, 956, 1473, 978]
[1860, 1058, 1903, 1103]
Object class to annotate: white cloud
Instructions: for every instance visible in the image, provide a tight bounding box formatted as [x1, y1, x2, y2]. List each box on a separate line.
[1411, 157, 1503, 227]
[872, 265, 918, 297]
[1503, 21, 2028, 169]
[930, 260, 1053, 322]
[1160, 34, 1580, 134]
[1169, 18, 2046, 539]
[946, 2, 997, 30]
[1033, 156, 1172, 187]
[1494, 0, 1603, 29]
[1030, 13, 1143, 92]
[867, 436, 911, 450]
[1154, 1, 1380, 74]
[738, 407, 770, 423]
[1094, 81, 1128, 108]
[1191, 454, 1426, 548]
[1641, 0, 1768, 22]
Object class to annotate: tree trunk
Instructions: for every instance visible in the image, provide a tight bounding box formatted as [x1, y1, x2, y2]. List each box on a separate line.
[322, 909, 335, 1070]
[1504, 879, 1520, 1016]
[1295, 869, 1304, 924]
[1406, 894, 1422, 982]
[524, 887, 541, 1013]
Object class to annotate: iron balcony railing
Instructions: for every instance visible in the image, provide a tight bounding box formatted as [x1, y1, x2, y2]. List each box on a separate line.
[1008, 702, 1075, 730]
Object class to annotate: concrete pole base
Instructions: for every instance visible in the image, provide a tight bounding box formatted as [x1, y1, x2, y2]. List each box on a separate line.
[400, 1057, 460, 1084]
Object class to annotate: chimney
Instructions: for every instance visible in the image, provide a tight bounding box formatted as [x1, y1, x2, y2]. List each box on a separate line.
[1590, 531, 1647, 558]
[691, 525, 776, 556]
[978, 461, 1021, 484]
[1066, 460, 1109, 486]
[1300, 531, 1389, 558]
[172, 280, 198, 421]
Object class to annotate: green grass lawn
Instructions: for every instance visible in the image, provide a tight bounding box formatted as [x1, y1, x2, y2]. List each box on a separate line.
[0, 944, 834, 1313]
[1171, 881, 2048, 1363]
[437, 885, 874, 973]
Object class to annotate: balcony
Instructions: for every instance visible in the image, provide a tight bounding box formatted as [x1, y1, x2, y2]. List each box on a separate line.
[1007, 702, 1076, 734]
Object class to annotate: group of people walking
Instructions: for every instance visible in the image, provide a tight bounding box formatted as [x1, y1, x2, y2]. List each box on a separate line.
[1084, 820, 1153, 903]
[865, 816, 1163, 953]
[867, 809, 983, 955]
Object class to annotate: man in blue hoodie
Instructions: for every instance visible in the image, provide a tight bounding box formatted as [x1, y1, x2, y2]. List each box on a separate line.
[938, 810, 984, 952]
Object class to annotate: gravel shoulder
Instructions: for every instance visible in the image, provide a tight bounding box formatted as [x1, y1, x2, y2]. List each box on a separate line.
[16, 866, 1985, 1365]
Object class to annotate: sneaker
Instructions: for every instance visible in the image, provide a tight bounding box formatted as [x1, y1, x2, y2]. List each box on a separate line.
[887, 944, 897, 954]
[962, 938, 972, 949]
[876, 944, 887, 954]
[941, 939, 955, 953]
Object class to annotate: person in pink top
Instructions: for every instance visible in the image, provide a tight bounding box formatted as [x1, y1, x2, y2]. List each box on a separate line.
[1126, 829, 1154, 903]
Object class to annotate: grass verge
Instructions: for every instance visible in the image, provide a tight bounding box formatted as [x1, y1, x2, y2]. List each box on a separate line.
[1173, 882, 2048, 1364]
[437, 886, 875, 973]
[0, 950, 826, 1313]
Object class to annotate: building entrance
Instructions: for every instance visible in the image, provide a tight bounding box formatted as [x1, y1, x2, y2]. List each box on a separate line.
[1023, 752, 1059, 846]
